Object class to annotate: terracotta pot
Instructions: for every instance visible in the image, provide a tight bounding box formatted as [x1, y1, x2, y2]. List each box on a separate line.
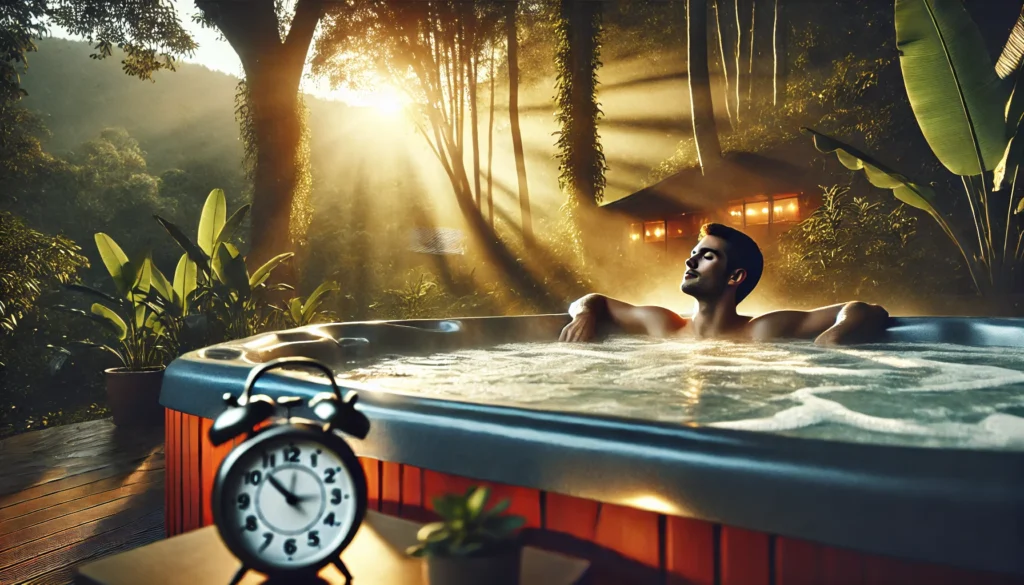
[424, 546, 522, 585]
[104, 367, 165, 427]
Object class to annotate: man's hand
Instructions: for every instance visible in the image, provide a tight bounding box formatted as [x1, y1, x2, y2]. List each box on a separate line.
[559, 311, 598, 342]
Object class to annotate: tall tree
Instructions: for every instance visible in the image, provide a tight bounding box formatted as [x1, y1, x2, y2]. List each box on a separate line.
[195, 0, 324, 268]
[712, 0, 734, 127]
[486, 43, 496, 229]
[687, 0, 723, 174]
[506, 0, 533, 248]
[553, 0, 606, 254]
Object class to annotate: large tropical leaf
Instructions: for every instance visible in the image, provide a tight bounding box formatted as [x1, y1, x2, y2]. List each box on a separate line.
[149, 264, 175, 306]
[895, 0, 1009, 175]
[197, 189, 227, 256]
[996, 5, 1024, 79]
[65, 284, 124, 306]
[130, 252, 153, 300]
[249, 253, 294, 288]
[803, 129, 942, 213]
[94, 233, 132, 297]
[91, 303, 127, 340]
[302, 281, 339, 323]
[173, 254, 197, 313]
[214, 243, 251, 301]
[215, 204, 250, 248]
[155, 215, 210, 275]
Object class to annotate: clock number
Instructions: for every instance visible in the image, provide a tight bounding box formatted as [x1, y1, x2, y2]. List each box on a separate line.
[245, 470, 262, 485]
[237, 494, 250, 510]
[308, 530, 320, 547]
[262, 452, 276, 468]
[259, 532, 273, 552]
[330, 488, 342, 505]
[324, 512, 336, 527]
[310, 452, 318, 468]
[244, 515, 257, 531]
[324, 468, 336, 483]
[283, 445, 300, 463]
[284, 538, 297, 555]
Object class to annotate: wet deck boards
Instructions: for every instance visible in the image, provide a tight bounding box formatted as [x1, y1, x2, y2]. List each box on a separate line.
[0, 418, 164, 585]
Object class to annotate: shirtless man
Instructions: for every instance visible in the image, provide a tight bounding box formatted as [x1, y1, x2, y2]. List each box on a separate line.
[559, 223, 890, 346]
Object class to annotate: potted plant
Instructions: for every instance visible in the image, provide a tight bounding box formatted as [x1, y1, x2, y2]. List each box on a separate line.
[62, 234, 176, 427]
[407, 486, 526, 585]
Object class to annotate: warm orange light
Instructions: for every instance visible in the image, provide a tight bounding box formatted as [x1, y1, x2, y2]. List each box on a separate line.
[630, 233, 639, 241]
[774, 206, 783, 213]
[676, 229, 682, 234]
[746, 208, 756, 215]
[645, 230, 651, 237]
[761, 207, 768, 214]
[789, 203, 796, 210]
[654, 228, 663, 237]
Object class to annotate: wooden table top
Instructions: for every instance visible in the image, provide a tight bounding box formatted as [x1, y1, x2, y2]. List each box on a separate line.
[75, 510, 590, 585]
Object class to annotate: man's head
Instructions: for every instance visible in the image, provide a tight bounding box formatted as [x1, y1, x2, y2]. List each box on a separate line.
[680, 223, 763, 304]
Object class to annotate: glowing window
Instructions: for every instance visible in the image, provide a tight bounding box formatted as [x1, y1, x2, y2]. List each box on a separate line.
[773, 196, 800, 223]
[726, 204, 743, 227]
[644, 220, 666, 243]
[746, 202, 769, 225]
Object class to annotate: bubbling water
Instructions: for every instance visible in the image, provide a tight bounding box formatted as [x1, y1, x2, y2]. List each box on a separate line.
[338, 336, 1024, 451]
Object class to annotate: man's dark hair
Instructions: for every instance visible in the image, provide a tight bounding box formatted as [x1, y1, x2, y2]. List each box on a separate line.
[698, 223, 764, 303]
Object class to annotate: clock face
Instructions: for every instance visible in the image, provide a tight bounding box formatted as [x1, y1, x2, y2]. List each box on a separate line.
[217, 427, 362, 573]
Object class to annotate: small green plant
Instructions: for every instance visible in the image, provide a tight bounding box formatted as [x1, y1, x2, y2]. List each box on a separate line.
[279, 281, 340, 328]
[155, 188, 293, 342]
[406, 486, 526, 558]
[61, 234, 171, 371]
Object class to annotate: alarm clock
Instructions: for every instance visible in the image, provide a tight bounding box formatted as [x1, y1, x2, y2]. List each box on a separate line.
[207, 357, 371, 585]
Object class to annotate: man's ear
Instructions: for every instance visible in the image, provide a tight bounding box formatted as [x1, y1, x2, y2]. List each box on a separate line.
[729, 268, 747, 286]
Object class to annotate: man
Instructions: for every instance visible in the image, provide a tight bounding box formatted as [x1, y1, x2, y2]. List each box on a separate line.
[559, 223, 889, 346]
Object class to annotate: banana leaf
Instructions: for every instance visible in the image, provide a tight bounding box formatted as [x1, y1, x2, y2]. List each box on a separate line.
[197, 188, 227, 256]
[65, 284, 124, 306]
[995, 109, 1024, 190]
[302, 281, 340, 322]
[94, 233, 132, 297]
[155, 215, 210, 276]
[70, 341, 126, 368]
[996, 5, 1024, 79]
[214, 243, 251, 301]
[895, 0, 1009, 176]
[215, 204, 250, 249]
[249, 253, 294, 288]
[91, 303, 127, 340]
[149, 263, 176, 307]
[173, 254, 197, 314]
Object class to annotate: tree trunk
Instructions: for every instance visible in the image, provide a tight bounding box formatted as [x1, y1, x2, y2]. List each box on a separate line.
[470, 55, 482, 209]
[506, 0, 533, 248]
[199, 0, 323, 270]
[487, 43, 496, 229]
[564, 0, 605, 209]
[712, 0, 734, 128]
[687, 0, 723, 174]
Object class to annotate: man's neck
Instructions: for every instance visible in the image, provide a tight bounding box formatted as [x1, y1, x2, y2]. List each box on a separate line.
[689, 297, 742, 337]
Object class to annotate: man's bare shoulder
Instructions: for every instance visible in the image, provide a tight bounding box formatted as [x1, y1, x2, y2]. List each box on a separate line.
[743, 310, 807, 341]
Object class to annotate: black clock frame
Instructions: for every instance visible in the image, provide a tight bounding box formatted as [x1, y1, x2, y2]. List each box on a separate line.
[212, 421, 369, 581]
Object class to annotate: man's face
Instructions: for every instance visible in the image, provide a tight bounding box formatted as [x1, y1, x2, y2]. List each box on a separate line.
[680, 235, 733, 299]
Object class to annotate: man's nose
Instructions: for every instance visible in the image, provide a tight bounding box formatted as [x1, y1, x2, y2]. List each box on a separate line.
[685, 256, 698, 269]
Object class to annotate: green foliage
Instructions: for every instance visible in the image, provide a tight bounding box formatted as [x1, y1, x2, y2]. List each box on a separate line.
[0, 212, 88, 339]
[280, 281, 340, 328]
[406, 486, 525, 558]
[807, 1, 1024, 295]
[552, 0, 607, 207]
[156, 188, 293, 343]
[774, 185, 948, 300]
[62, 233, 170, 371]
[1, 0, 196, 100]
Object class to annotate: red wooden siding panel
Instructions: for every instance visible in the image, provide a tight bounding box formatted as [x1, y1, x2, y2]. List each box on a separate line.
[545, 492, 600, 541]
[720, 526, 771, 585]
[820, 544, 864, 585]
[666, 516, 716, 585]
[592, 502, 661, 569]
[380, 461, 401, 516]
[423, 469, 476, 515]
[164, 409, 175, 537]
[775, 537, 822, 585]
[400, 464, 425, 521]
[360, 458, 381, 512]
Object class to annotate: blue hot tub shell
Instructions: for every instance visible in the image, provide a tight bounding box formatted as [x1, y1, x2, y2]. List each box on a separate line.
[160, 314, 1024, 577]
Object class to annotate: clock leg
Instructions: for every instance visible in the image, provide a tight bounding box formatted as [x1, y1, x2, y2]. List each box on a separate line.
[227, 566, 249, 585]
[332, 558, 354, 584]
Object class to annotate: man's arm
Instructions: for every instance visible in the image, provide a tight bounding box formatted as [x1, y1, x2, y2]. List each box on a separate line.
[748, 302, 890, 345]
[559, 293, 686, 342]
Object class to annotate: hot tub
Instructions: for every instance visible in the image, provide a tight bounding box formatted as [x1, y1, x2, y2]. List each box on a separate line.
[159, 315, 1024, 585]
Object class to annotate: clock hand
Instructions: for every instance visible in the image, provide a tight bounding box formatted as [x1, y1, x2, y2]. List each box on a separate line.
[266, 474, 300, 506]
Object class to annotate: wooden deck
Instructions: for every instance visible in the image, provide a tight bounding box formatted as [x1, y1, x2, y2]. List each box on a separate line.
[0, 418, 165, 585]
